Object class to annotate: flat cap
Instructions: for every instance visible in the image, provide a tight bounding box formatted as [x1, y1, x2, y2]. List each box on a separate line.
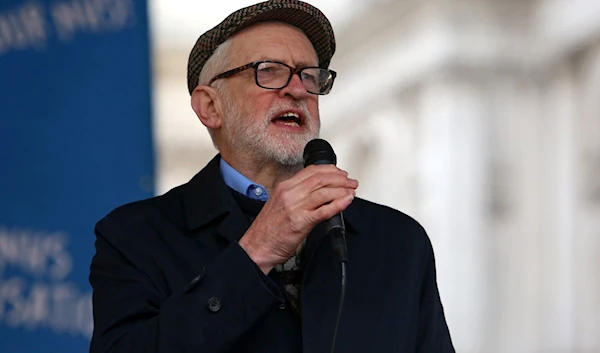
[186, 0, 336, 95]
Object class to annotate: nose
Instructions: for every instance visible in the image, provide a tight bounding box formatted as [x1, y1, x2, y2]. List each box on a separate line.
[279, 73, 309, 100]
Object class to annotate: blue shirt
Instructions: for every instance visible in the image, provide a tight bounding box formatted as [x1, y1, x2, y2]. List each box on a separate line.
[220, 158, 269, 201]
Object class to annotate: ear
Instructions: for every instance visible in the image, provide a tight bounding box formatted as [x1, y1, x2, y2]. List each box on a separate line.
[191, 85, 225, 130]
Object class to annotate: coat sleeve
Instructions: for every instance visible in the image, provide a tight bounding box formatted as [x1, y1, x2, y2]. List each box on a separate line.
[416, 235, 455, 353]
[89, 218, 284, 353]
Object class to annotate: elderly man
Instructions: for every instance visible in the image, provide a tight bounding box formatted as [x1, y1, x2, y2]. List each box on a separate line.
[89, 1, 454, 352]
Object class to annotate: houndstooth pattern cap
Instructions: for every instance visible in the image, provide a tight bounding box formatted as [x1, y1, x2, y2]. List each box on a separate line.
[186, 0, 336, 95]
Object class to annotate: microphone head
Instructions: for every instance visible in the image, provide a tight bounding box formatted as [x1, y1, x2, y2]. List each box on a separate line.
[303, 138, 337, 167]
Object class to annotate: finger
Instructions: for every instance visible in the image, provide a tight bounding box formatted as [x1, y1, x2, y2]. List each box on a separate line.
[302, 187, 356, 211]
[299, 172, 358, 194]
[309, 193, 355, 223]
[283, 164, 348, 189]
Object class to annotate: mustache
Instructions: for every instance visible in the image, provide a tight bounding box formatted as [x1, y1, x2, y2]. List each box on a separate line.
[265, 101, 312, 122]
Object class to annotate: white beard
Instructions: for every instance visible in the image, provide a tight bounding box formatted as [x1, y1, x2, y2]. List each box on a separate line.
[221, 94, 320, 168]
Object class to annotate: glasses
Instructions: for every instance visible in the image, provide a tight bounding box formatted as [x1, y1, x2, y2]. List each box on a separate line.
[208, 60, 337, 95]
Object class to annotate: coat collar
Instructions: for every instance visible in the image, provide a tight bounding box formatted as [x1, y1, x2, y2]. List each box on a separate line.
[182, 155, 236, 228]
[181, 154, 363, 236]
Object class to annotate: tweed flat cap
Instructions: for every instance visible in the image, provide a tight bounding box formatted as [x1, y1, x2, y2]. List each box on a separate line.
[186, 0, 336, 95]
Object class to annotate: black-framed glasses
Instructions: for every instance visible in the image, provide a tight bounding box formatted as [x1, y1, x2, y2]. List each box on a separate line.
[208, 60, 337, 95]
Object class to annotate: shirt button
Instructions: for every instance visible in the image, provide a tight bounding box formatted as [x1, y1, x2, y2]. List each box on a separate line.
[278, 302, 286, 310]
[254, 187, 263, 196]
[207, 297, 221, 312]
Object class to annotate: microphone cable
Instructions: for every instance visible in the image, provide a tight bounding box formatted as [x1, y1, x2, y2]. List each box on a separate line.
[329, 259, 347, 353]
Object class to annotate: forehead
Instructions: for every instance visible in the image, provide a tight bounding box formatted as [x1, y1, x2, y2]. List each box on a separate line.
[229, 22, 318, 65]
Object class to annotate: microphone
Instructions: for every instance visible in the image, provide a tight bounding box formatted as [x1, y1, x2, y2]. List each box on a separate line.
[303, 138, 349, 264]
[303, 138, 349, 353]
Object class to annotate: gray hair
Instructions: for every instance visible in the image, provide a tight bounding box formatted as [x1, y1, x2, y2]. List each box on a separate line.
[198, 39, 233, 88]
[197, 39, 234, 150]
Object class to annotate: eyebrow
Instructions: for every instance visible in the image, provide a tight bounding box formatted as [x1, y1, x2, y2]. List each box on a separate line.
[254, 57, 318, 68]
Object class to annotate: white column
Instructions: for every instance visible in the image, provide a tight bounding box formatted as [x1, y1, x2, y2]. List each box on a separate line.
[487, 69, 567, 353]
[573, 42, 600, 352]
[416, 72, 492, 352]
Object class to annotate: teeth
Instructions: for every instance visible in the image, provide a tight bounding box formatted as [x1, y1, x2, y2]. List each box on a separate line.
[275, 112, 301, 127]
[280, 112, 300, 119]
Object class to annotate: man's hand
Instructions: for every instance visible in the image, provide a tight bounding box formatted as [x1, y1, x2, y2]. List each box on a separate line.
[238, 165, 358, 274]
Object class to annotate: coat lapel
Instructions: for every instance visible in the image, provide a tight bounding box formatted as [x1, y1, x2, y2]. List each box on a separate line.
[181, 154, 250, 243]
[216, 206, 251, 244]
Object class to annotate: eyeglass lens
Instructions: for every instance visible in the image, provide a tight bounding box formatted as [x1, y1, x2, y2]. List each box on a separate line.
[255, 62, 333, 94]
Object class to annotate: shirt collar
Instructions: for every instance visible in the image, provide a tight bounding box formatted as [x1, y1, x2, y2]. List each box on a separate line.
[219, 158, 269, 201]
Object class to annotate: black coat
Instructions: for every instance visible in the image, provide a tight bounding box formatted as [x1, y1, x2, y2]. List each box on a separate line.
[89, 155, 454, 353]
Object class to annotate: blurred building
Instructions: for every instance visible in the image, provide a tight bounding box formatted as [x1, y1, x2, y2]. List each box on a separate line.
[151, 0, 600, 352]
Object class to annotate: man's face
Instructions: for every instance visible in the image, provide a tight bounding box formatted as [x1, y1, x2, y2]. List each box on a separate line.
[217, 22, 321, 167]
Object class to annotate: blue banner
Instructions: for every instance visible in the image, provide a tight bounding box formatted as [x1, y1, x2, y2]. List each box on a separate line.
[0, 1, 154, 352]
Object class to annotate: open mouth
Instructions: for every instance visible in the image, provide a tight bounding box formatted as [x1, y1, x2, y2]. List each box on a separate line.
[272, 112, 303, 127]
